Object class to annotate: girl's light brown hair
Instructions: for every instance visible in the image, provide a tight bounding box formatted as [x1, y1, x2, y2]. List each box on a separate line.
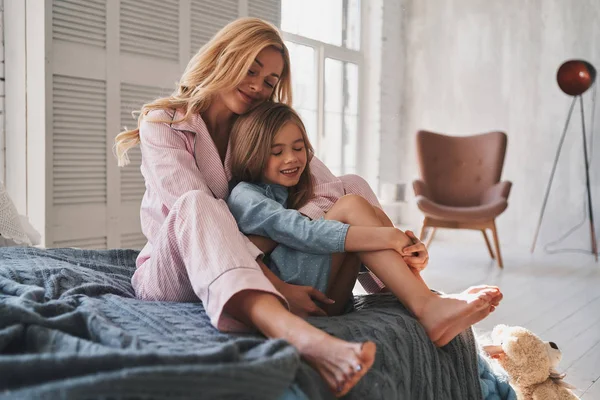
[230, 102, 314, 210]
[114, 17, 292, 166]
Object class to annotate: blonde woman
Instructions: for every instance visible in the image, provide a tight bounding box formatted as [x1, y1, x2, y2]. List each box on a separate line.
[115, 18, 383, 395]
[115, 16, 436, 394]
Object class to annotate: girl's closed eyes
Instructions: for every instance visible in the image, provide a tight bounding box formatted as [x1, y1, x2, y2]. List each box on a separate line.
[271, 144, 305, 156]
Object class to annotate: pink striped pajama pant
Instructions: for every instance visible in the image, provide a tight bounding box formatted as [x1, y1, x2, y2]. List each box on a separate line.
[132, 175, 384, 332]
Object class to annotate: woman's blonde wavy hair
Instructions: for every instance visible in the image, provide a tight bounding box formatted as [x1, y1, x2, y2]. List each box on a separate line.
[114, 17, 292, 166]
[230, 102, 314, 210]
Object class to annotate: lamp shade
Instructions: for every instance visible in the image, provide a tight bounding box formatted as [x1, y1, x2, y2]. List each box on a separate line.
[557, 60, 597, 96]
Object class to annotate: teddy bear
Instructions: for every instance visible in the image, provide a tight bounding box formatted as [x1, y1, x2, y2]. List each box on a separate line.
[483, 324, 579, 400]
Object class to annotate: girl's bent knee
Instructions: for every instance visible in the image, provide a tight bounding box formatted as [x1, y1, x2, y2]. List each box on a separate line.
[338, 194, 371, 209]
[328, 195, 373, 223]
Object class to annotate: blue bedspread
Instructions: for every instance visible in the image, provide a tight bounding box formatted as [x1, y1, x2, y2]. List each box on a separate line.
[0, 247, 514, 399]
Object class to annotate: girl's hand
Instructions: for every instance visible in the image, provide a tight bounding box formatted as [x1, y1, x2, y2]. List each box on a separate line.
[400, 230, 429, 272]
[277, 282, 334, 318]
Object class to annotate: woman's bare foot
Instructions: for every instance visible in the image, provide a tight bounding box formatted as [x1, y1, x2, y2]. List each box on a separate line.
[288, 328, 376, 397]
[417, 286, 499, 342]
[227, 291, 376, 396]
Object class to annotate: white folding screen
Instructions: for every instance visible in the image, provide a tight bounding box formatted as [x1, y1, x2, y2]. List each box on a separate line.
[37, 0, 281, 249]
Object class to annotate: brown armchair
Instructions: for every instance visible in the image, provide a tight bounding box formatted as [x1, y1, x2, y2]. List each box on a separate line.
[413, 130, 512, 268]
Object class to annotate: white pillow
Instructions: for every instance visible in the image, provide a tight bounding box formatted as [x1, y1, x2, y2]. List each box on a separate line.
[0, 182, 32, 246]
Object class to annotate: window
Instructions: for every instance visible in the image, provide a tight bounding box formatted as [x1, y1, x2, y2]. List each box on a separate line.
[281, 0, 362, 176]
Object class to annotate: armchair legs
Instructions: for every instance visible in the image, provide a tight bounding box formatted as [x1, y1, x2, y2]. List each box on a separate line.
[490, 220, 504, 268]
[419, 225, 437, 248]
[419, 218, 438, 248]
[482, 230, 495, 260]
[419, 217, 504, 268]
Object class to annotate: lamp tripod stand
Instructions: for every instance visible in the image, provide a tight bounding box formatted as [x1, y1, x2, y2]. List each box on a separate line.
[531, 60, 598, 261]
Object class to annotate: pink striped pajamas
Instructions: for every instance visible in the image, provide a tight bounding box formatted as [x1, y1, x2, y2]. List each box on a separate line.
[131, 109, 384, 332]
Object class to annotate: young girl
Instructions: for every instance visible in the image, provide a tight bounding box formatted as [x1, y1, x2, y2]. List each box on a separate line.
[228, 102, 503, 347]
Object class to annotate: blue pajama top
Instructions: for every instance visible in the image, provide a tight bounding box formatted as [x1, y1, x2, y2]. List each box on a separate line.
[227, 181, 350, 294]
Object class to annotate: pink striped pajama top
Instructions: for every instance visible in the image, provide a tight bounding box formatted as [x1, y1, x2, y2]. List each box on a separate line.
[131, 108, 384, 332]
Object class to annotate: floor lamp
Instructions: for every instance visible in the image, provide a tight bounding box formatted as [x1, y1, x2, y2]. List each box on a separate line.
[531, 60, 598, 261]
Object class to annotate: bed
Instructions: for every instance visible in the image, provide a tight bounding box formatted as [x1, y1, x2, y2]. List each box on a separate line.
[0, 247, 514, 399]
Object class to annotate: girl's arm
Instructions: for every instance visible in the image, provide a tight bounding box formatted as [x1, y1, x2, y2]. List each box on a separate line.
[344, 226, 411, 254]
[228, 184, 348, 254]
[228, 184, 407, 254]
[248, 224, 406, 255]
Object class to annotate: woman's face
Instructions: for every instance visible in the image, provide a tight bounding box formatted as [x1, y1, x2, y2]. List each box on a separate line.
[263, 122, 307, 187]
[220, 46, 285, 115]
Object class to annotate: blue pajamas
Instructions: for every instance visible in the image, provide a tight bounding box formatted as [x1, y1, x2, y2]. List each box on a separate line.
[227, 182, 349, 294]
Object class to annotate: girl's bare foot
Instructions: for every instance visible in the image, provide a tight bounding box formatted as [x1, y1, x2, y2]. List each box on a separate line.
[465, 285, 503, 306]
[418, 286, 499, 342]
[288, 327, 376, 397]
[434, 304, 497, 347]
[431, 286, 503, 347]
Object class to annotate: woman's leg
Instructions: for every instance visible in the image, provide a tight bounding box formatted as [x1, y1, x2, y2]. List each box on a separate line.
[224, 290, 376, 396]
[326, 194, 498, 346]
[324, 253, 361, 316]
[134, 190, 377, 394]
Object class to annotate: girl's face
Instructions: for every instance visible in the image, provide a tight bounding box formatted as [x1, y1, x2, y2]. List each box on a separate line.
[220, 46, 284, 115]
[263, 122, 308, 187]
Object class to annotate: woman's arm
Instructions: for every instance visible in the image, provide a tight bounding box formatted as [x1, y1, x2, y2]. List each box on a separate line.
[256, 254, 333, 317]
[297, 157, 346, 220]
[139, 111, 213, 207]
[140, 111, 263, 260]
[298, 157, 383, 220]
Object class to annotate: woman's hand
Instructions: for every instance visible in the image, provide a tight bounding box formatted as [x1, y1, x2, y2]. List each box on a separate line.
[277, 282, 335, 318]
[400, 230, 429, 272]
[256, 259, 333, 317]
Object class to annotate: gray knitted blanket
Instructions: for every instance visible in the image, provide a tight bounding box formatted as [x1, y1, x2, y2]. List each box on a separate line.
[0, 247, 485, 399]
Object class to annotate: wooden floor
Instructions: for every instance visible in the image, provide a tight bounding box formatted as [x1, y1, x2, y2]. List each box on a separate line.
[358, 239, 600, 398]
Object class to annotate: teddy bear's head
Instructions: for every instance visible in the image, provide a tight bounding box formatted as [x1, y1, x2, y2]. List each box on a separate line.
[487, 324, 562, 388]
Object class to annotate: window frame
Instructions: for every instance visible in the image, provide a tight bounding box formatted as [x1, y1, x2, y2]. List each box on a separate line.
[281, 1, 366, 176]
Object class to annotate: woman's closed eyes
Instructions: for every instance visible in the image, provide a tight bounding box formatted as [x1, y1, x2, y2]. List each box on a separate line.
[248, 70, 276, 88]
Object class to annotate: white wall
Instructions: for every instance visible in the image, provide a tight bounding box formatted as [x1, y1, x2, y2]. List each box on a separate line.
[384, 0, 600, 248]
[366, 0, 408, 225]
